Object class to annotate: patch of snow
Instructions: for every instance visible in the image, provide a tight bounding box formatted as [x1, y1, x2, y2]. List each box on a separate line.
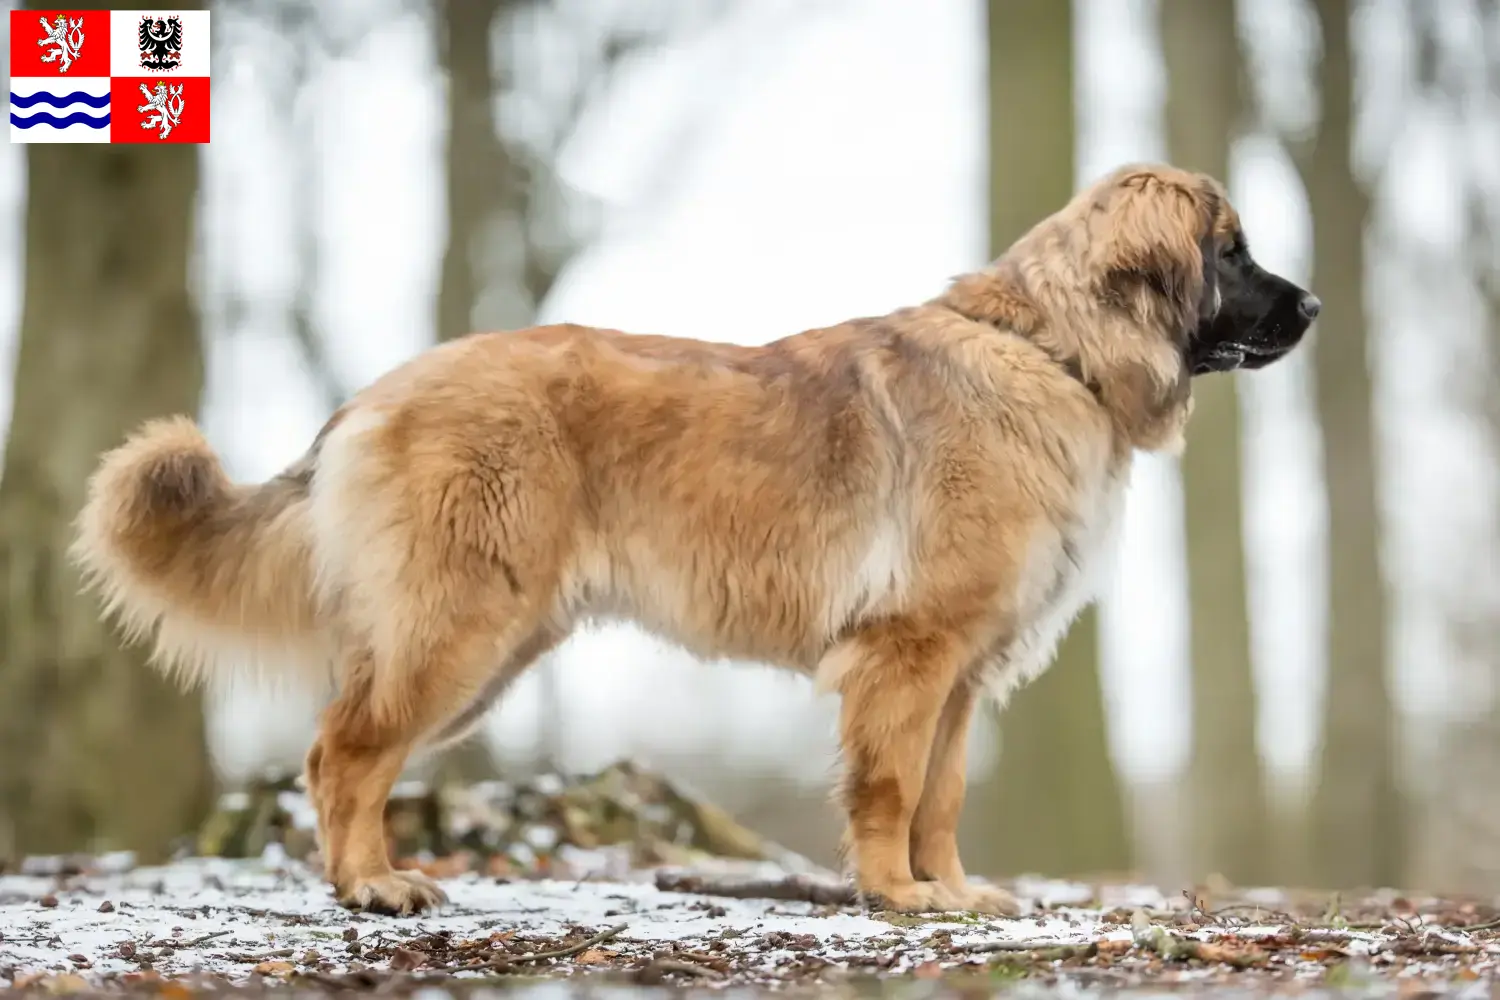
[7, 860, 1500, 991]
[0, 858, 1096, 985]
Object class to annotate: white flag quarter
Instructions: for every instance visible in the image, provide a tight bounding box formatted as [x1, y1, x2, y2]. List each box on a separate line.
[109, 10, 211, 78]
[9, 76, 111, 144]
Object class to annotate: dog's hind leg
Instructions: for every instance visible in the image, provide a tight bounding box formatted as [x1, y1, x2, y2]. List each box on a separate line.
[313, 656, 440, 915]
[908, 677, 1019, 914]
[312, 621, 552, 915]
[299, 395, 579, 914]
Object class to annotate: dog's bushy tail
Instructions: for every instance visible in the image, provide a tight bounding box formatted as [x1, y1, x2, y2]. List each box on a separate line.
[71, 416, 332, 691]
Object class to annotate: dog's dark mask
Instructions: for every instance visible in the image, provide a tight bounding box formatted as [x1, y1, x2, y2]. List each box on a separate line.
[1188, 234, 1319, 375]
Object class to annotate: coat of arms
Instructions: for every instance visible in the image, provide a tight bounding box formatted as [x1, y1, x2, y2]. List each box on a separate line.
[138, 81, 184, 140]
[38, 14, 85, 73]
[138, 15, 183, 72]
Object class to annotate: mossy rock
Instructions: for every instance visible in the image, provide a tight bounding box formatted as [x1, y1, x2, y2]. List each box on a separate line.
[194, 758, 808, 875]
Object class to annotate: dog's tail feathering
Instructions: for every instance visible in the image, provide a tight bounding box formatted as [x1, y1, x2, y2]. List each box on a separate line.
[71, 416, 331, 691]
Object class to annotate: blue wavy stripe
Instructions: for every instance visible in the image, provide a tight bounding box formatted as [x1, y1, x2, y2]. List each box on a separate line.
[10, 111, 110, 128]
[10, 90, 110, 109]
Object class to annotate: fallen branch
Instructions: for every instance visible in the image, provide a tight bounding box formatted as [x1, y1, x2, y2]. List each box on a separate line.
[291, 969, 380, 992]
[1134, 923, 1264, 969]
[634, 958, 722, 983]
[1243, 927, 1373, 946]
[424, 922, 630, 974]
[224, 949, 295, 964]
[1204, 902, 1299, 925]
[961, 940, 1098, 962]
[519, 924, 630, 963]
[961, 939, 1086, 954]
[1455, 916, 1500, 933]
[655, 871, 857, 906]
[1386, 936, 1479, 958]
[184, 930, 231, 948]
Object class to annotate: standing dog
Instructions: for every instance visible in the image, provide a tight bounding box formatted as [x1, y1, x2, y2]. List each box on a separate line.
[72, 163, 1318, 916]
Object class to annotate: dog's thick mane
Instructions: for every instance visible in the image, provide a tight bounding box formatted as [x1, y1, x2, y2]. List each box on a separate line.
[934, 163, 1231, 453]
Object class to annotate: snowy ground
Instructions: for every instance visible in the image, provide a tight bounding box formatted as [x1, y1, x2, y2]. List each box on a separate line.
[4, 854, 1500, 996]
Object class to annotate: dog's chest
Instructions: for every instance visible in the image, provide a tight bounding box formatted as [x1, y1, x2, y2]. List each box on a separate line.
[982, 469, 1128, 706]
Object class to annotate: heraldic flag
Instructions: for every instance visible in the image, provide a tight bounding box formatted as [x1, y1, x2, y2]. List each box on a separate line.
[9, 9, 210, 144]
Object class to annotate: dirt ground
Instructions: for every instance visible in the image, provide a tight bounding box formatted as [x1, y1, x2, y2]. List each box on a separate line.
[4, 851, 1500, 997]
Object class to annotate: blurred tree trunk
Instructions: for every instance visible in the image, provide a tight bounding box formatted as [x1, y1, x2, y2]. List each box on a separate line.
[0, 139, 212, 861]
[1161, 0, 1270, 886]
[1420, 2, 1500, 894]
[435, 0, 531, 344]
[1300, 0, 1405, 890]
[963, 0, 1133, 879]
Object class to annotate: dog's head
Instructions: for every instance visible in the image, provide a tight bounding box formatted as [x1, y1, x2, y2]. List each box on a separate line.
[936, 163, 1318, 452]
[1187, 227, 1320, 375]
[1089, 164, 1320, 377]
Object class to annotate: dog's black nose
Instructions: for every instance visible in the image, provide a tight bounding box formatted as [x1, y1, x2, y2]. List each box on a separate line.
[1298, 294, 1322, 321]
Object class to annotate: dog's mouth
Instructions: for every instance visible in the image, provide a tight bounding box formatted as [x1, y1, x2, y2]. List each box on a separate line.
[1190, 306, 1316, 375]
[1191, 339, 1291, 375]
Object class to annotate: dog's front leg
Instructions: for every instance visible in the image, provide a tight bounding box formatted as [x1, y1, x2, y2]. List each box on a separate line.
[908, 679, 1019, 915]
[834, 619, 981, 914]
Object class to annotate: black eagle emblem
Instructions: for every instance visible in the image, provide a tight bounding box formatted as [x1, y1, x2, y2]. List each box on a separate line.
[137, 15, 183, 72]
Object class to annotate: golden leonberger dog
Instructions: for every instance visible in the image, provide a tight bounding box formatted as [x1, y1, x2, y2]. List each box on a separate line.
[72, 163, 1318, 916]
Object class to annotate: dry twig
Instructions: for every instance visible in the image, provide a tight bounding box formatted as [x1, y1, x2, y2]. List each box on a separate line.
[424, 922, 629, 974]
[961, 940, 1098, 962]
[634, 957, 722, 982]
[655, 871, 857, 906]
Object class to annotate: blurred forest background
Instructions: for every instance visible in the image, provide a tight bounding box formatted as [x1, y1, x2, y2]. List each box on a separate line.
[0, 0, 1498, 900]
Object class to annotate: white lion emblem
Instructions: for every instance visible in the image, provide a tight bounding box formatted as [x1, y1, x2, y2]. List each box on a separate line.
[137, 82, 185, 140]
[38, 14, 85, 73]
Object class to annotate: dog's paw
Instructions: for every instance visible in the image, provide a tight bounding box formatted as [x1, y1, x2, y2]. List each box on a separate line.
[946, 881, 1022, 916]
[861, 879, 961, 913]
[337, 871, 447, 916]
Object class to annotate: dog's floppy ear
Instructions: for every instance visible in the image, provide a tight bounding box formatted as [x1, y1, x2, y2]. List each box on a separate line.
[1098, 169, 1220, 341]
[1193, 175, 1225, 324]
[1197, 227, 1219, 324]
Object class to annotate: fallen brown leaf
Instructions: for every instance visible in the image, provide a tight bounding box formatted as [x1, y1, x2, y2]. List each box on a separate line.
[389, 947, 426, 971]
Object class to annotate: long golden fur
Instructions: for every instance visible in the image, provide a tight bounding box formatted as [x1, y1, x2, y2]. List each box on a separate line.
[72, 163, 1313, 916]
